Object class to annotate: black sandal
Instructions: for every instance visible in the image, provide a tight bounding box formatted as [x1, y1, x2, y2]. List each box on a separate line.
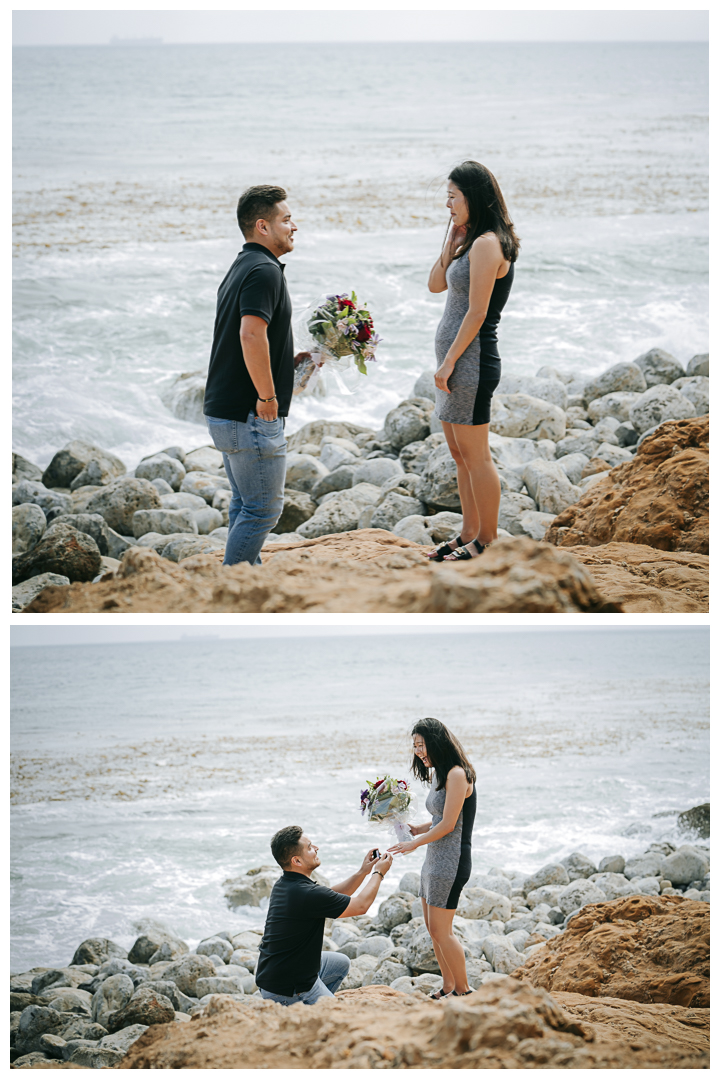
[429, 987, 454, 999]
[443, 539, 486, 561]
[453, 989, 474, 996]
[425, 535, 462, 561]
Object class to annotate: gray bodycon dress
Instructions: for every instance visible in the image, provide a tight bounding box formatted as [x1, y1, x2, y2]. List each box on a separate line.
[434, 250, 514, 426]
[419, 775, 477, 910]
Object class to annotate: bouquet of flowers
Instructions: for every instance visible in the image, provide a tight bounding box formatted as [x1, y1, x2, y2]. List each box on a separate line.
[360, 775, 414, 843]
[295, 292, 380, 396]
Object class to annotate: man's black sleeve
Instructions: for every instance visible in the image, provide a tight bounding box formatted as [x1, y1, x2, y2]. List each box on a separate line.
[297, 882, 352, 920]
[238, 264, 283, 324]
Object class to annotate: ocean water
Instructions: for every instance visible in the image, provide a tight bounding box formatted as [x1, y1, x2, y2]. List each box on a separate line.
[10, 628, 709, 972]
[13, 42, 708, 468]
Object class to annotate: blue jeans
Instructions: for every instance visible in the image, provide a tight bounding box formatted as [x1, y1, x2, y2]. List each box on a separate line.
[259, 951, 350, 1006]
[205, 413, 287, 566]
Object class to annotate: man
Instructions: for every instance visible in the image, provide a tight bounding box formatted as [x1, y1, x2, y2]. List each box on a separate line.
[204, 185, 299, 566]
[255, 826, 393, 1006]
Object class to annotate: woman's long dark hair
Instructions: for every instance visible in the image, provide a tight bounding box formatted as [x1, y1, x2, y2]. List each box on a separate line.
[447, 160, 520, 264]
[411, 717, 476, 791]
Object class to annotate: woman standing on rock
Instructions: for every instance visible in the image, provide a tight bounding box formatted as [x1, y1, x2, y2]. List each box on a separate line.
[388, 717, 477, 998]
[426, 161, 520, 561]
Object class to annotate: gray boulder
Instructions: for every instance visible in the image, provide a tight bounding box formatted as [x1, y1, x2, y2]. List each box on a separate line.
[42, 440, 123, 489]
[12, 523, 102, 586]
[319, 438, 361, 473]
[47, 513, 111, 556]
[397, 871, 421, 896]
[560, 853, 598, 880]
[525, 885, 564, 910]
[70, 450, 127, 491]
[296, 496, 360, 539]
[384, 398, 433, 450]
[14, 1006, 66, 1056]
[85, 477, 162, 534]
[311, 464, 357, 499]
[490, 393, 566, 441]
[660, 845, 709, 886]
[497, 492, 537, 535]
[136, 453, 187, 491]
[196, 937, 233, 963]
[456, 887, 511, 922]
[193, 507, 225, 534]
[587, 873, 635, 901]
[98, 1024, 149, 1054]
[72, 938, 128, 967]
[161, 535, 224, 562]
[12, 452, 43, 483]
[128, 933, 187, 966]
[224, 868, 278, 908]
[522, 459, 583, 515]
[632, 347, 685, 387]
[373, 894, 413, 933]
[677, 803, 709, 838]
[184, 446, 225, 474]
[352, 456, 404, 487]
[686, 353, 708, 377]
[623, 852, 664, 879]
[629, 384, 696, 434]
[285, 452, 329, 494]
[106, 986, 176, 1031]
[415, 447, 460, 510]
[490, 940, 527, 974]
[582, 362, 647, 404]
[392, 514, 434, 545]
[615, 422, 639, 447]
[180, 471, 231, 504]
[160, 954, 216, 997]
[514, 510, 555, 541]
[404, 926, 440, 974]
[150, 477, 174, 495]
[673, 375, 709, 415]
[586, 391, 643, 424]
[399, 433, 447, 475]
[69, 1045, 126, 1068]
[413, 371, 436, 399]
[160, 491, 207, 511]
[467, 874, 512, 898]
[12, 573, 70, 612]
[13, 479, 73, 518]
[162, 371, 206, 424]
[132, 508, 198, 538]
[523, 863, 570, 893]
[91, 973, 135, 1028]
[371, 492, 425, 531]
[12, 503, 47, 554]
[367, 958, 412, 986]
[555, 452, 590, 486]
[598, 855, 625, 874]
[497, 374, 568, 410]
[557, 878, 606, 915]
[356, 935, 394, 959]
[592, 443, 634, 468]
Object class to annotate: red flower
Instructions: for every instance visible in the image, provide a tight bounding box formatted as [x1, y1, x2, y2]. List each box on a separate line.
[337, 295, 355, 311]
[355, 321, 372, 343]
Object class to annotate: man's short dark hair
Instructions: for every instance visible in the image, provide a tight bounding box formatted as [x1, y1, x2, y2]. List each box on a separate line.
[271, 824, 304, 869]
[236, 185, 287, 238]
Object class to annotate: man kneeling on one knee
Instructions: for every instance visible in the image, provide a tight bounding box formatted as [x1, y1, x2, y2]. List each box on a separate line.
[255, 825, 393, 1005]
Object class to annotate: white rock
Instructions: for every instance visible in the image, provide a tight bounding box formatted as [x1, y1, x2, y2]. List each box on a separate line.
[583, 362, 647, 404]
[136, 453, 187, 491]
[457, 887, 511, 922]
[522, 459, 583, 515]
[556, 452, 589, 486]
[632, 347, 685, 387]
[497, 492, 537, 535]
[319, 442, 359, 472]
[285, 453, 329, 494]
[352, 457, 404, 487]
[184, 446, 225, 474]
[557, 878, 606, 915]
[515, 511, 556, 541]
[672, 375, 709, 415]
[296, 497, 360, 539]
[592, 443, 634, 468]
[490, 393, 567, 441]
[356, 935, 394, 959]
[393, 515, 434, 545]
[586, 391, 643, 424]
[629, 384, 696, 434]
[425, 511, 464, 542]
[686, 353, 708, 377]
[497, 375, 568, 411]
[371, 492, 425, 532]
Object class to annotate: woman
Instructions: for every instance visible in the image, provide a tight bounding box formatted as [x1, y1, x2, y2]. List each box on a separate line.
[388, 718, 477, 999]
[426, 161, 520, 561]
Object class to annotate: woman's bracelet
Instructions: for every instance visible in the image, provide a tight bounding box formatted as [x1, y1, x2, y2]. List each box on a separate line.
[257, 394, 277, 402]
[372, 870, 385, 878]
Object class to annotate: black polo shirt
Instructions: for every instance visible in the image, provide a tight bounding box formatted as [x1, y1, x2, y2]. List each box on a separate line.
[203, 242, 294, 423]
[255, 872, 350, 996]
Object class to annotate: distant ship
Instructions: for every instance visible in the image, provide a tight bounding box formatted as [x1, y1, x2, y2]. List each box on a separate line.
[109, 36, 163, 46]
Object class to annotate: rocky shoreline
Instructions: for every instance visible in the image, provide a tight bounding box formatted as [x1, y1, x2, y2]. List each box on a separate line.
[12, 346, 708, 612]
[11, 809, 709, 1068]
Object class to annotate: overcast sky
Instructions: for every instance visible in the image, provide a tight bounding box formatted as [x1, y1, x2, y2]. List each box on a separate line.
[12, 8, 709, 46]
[10, 624, 706, 647]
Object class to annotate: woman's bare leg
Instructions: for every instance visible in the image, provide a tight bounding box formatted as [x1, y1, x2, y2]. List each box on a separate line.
[426, 904, 470, 994]
[451, 422, 501, 546]
[421, 898, 454, 992]
[441, 421, 480, 542]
